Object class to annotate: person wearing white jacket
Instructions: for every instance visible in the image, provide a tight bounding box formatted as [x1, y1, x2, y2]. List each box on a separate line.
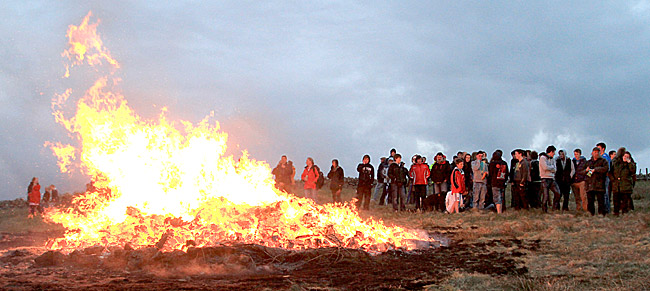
[539, 145, 562, 213]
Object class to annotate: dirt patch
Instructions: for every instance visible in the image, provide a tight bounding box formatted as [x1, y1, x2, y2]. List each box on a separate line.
[0, 237, 534, 290]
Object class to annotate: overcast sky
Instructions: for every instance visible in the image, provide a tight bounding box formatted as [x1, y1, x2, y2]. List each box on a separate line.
[1, 1, 649, 199]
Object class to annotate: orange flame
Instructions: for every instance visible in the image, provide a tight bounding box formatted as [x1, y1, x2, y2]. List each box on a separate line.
[45, 12, 431, 252]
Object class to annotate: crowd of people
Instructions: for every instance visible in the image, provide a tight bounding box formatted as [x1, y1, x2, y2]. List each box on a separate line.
[25, 177, 59, 218]
[272, 142, 639, 216]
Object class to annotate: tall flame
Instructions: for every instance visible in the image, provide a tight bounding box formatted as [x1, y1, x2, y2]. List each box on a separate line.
[45, 12, 430, 252]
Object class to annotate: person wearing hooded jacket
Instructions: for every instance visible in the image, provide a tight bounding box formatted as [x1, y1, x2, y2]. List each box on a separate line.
[356, 155, 375, 210]
[327, 159, 345, 203]
[431, 152, 452, 212]
[488, 150, 509, 213]
[610, 148, 636, 216]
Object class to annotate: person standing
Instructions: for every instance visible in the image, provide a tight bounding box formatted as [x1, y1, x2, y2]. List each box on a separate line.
[431, 152, 452, 212]
[272, 155, 294, 194]
[27, 177, 39, 201]
[555, 150, 575, 211]
[488, 150, 509, 213]
[610, 148, 636, 216]
[327, 159, 345, 203]
[409, 155, 431, 211]
[571, 149, 588, 211]
[509, 150, 519, 210]
[512, 149, 530, 210]
[380, 157, 395, 205]
[301, 157, 320, 202]
[373, 157, 388, 204]
[528, 151, 542, 208]
[539, 146, 561, 213]
[448, 158, 466, 214]
[287, 160, 296, 194]
[471, 151, 489, 210]
[388, 154, 408, 211]
[462, 153, 473, 209]
[28, 184, 42, 218]
[585, 147, 609, 216]
[356, 155, 375, 210]
[596, 142, 612, 214]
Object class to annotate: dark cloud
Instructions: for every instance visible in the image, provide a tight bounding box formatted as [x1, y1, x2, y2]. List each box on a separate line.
[1, 1, 649, 199]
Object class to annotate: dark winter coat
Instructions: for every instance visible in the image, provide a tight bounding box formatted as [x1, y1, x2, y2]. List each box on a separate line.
[431, 161, 452, 183]
[327, 166, 345, 190]
[585, 157, 609, 192]
[357, 163, 375, 188]
[572, 156, 587, 183]
[610, 159, 636, 193]
[388, 163, 408, 186]
[488, 159, 509, 188]
[530, 160, 541, 182]
[272, 163, 294, 185]
[555, 157, 574, 185]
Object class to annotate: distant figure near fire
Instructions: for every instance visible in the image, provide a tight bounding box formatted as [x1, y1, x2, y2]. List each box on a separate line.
[327, 159, 344, 203]
[301, 157, 320, 201]
[356, 155, 374, 210]
[28, 183, 42, 218]
[272, 155, 293, 194]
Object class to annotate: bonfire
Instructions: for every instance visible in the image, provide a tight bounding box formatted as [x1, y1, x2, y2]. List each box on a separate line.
[44, 11, 434, 254]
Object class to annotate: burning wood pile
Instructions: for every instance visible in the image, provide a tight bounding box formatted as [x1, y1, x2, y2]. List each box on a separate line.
[40, 11, 436, 257]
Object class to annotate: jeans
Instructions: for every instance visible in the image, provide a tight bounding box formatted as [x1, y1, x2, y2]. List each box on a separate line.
[304, 188, 318, 201]
[527, 182, 541, 208]
[373, 182, 386, 201]
[557, 181, 571, 210]
[587, 190, 606, 216]
[356, 186, 372, 210]
[434, 183, 449, 211]
[571, 181, 587, 211]
[541, 179, 561, 212]
[391, 183, 407, 211]
[512, 184, 528, 210]
[472, 183, 487, 209]
[413, 185, 427, 210]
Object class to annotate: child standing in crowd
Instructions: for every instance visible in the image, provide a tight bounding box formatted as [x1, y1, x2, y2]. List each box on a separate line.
[409, 155, 430, 211]
[356, 155, 375, 210]
[447, 158, 466, 214]
[301, 157, 320, 202]
[327, 159, 345, 203]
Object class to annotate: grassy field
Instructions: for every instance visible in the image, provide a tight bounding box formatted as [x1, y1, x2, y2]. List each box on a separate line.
[1, 181, 649, 290]
[310, 180, 650, 290]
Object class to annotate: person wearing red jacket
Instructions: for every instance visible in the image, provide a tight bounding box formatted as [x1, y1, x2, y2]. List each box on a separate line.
[448, 158, 466, 214]
[409, 155, 430, 211]
[301, 157, 320, 202]
[28, 184, 42, 218]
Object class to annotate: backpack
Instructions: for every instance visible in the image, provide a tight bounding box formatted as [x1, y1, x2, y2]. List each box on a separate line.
[497, 164, 507, 180]
[313, 165, 325, 189]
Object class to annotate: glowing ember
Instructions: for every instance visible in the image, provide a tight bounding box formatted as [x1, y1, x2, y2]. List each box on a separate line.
[45, 11, 431, 252]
